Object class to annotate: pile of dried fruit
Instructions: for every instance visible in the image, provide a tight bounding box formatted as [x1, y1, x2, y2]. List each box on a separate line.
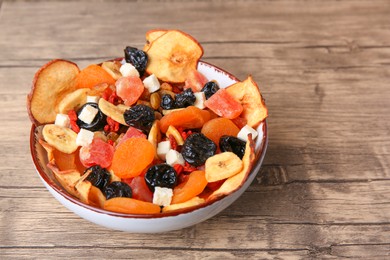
[27, 29, 268, 214]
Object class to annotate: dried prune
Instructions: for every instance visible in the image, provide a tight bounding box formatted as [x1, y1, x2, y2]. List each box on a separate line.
[124, 46, 148, 76]
[181, 133, 216, 167]
[145, 164, 178, 192]
[123, 104, 155, 133]
[160, 94, 175, 110]
[85, 165, 111, 192]
[219, 135, 246, 159]
[175, 88, 196, 108]
[76, 102, 106, 131]
[201, 81, 220, 99]
[103, 181, 132, 200]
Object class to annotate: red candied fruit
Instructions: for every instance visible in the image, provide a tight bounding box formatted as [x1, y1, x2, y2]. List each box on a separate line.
[79, 138, 114, 168]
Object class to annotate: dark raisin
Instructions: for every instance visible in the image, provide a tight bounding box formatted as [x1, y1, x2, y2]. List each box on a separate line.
[181, 133, 216, 167]
[85, 165, 111, 192]
[123, 104, 155, 133]
[76, 102, 106, 131]
[201, 81, 220, 99]
[160, 94, 176, 110]
[124, 46, 148, 77]
[174, 88, 196, 108]
[144, 164, 178, 192]
[103, 181, 132, 200]
[219, 135, 246, 159]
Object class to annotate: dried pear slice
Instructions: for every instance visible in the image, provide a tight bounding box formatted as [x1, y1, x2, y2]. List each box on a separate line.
[148, 120, 161, 159]
[56, 88, 89, 114]
[162, 196, 205, 213]
[143, 29, 168, 51]
[42, 124, 78, 154]
[102, 61, 122, 80]
[27, 59, 80, 125]
[226, 76, 268, 128]
[98, 98, 128, 126]
[208, 135, 255, 200]
[145, 30, 203, 83]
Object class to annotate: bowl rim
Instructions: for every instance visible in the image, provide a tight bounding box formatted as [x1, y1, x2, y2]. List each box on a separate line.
[29, 60, 268, 219]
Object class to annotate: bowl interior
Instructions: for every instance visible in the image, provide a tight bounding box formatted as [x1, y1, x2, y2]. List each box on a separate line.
[30, 60, 268, 220]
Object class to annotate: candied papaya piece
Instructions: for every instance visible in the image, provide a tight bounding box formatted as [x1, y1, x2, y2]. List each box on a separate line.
[159, 106, 210, 133]
[75, 64, 116, 89]
[171, 170, 208, 204]
[204, 88, 243, 119]
[110, 138, 155, 179]
[103, 197, 161, 214]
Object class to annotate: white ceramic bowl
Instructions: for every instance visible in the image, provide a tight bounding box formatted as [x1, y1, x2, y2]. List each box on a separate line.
[30, 61, 268, 233]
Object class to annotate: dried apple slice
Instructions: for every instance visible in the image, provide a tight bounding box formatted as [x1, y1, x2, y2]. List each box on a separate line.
[47, 163, 81, 198]
[143, 29, 168, 52]
[145, 30, 203, 83]
[75, 180, 106, 208]
[225, 76, 268, 128]
[27, 59, 80, 125]
[162, 196, 205, 213]
[207, 134, 255, 201]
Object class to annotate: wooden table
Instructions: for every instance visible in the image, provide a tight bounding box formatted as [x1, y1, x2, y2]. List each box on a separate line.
[1, 0, 390, 258]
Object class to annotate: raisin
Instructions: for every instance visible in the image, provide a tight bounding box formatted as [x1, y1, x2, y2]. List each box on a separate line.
[104, 181, 132, 200]
[76, 103, 106, 132]
[124, 46, 148, 77]
[160, 94, 176, 110]
[181, 133, 216, 167]
[85, 165, 111, 192]
[144, 164, 178, 192]
[219, 135, 246, 159]
[175, 88, 196, 108]
[123, 104, 155, 133]
[201, 81, 220, 99]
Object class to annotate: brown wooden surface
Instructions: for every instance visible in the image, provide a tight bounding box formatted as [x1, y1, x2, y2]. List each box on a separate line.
[1, 0, 390, 259]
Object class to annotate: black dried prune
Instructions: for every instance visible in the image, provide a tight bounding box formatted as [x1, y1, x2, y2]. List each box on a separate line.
[124, 46, 148, 76]
[219, 135, 246, 159]
[85, 165, 111, 192]
[160, 94, 175, 110]
[103, 181, 132, 200]
[76, 103, 106, 131]
[145, 164, 178, 192]
[201, 81, 220, 99]
[175, 88, 196, 108]
[181, 133, 216, 167]
[123, 104, 155, 133]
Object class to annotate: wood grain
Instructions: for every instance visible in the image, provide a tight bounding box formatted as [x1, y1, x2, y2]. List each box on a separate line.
[1, 0, 389, 259]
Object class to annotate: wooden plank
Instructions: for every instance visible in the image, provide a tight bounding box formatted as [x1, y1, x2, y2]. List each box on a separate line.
[0, 248, 308, 260]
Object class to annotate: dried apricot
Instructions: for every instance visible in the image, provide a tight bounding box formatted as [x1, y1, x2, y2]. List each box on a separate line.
[75, 64, 116, 89]
[201, 118, 240, 148]
[159, 106, 210, 133]
[110, 138, 155, 178]
[171, 170, 208, 204]
[104, 197, 161, 214]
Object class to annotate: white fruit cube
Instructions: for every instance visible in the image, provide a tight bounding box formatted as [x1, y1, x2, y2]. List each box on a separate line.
[157, 140, 171, 160]
[54, 114, 70, 128]
[78, 104, 98, 124]
[76, 129, 94, 147]
[166, 149, 185, 166]
[153, 187, 173, 206]
[237, 125, 258, 141]
[193, 92, 206, 109]
[143, 74, 161, 93]
[120, 63, 140, 77]
[86, 95, 100, 103]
